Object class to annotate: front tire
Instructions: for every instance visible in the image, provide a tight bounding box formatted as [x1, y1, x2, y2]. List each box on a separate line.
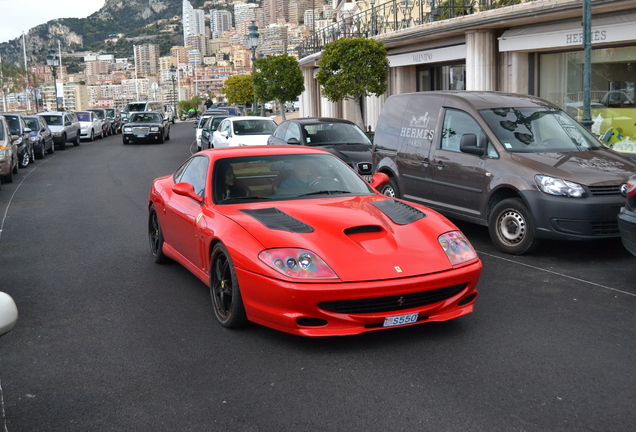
[380, 177, 401, 198]
[148, 205, 169, 264]
[489, 198, 540, 255]
[210, 243, 248, 328]
[19, 149, 29, 168]
[89, 130, 94, 142]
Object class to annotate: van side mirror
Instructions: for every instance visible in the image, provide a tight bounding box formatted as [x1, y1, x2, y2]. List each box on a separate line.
[460, 133, 485, 156]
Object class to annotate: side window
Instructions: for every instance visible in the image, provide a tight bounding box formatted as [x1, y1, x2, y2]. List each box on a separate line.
[284, 122, 301, 142]
[178, 156, 209, 197]
[272, 122, 288, 139]
[440, 109, 496, 157]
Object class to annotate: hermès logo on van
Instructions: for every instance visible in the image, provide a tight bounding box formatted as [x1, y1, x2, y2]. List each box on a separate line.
[401, 113, 435, 146]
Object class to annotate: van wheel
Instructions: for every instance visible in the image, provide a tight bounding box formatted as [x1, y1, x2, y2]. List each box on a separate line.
[380, 178, 401, 198]
[489, 198, 540, 255]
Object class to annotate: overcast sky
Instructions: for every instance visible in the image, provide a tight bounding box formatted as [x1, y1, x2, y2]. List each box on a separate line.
[0, 0, 105, 44]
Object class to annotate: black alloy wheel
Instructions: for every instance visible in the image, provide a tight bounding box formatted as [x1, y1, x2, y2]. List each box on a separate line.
[210, 243, 248, 328]
[148, 205, 169, 263]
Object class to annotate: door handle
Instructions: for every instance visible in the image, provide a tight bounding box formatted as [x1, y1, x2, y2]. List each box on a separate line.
[434, 161, 444, 170]
[422, 158, 430, 167]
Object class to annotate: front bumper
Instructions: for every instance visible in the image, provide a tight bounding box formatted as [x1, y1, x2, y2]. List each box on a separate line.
[618, 207, 636, 257]
[522, 190, 625, 240]
[235, 261, 481, 336]
[123, 131, 164, 143]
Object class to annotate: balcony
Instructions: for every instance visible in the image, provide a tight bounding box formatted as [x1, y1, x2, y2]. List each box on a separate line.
[297, 0, 536, 58]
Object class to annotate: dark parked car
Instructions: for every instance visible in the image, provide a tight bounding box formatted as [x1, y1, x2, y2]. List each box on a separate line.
[0, 113, 33, 168]
[0, 115, 19, 184]
[23, 115, 54, 158]
[104, 108, 122, 134]
[87, 109, 112, 137]
[122, 111, 171, 144]
[618, 173, 636, 257]
[200, 115, 230, 150]
[267, 117, 373, 181]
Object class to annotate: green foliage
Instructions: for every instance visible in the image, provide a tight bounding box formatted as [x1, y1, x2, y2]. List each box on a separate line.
[316, 37, 388, 103]
[252, 54, 304, 106]
[177, 95, 203, 113]
[222, 75, 254, 106]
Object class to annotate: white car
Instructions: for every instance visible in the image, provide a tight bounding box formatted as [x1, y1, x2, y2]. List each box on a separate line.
[212, 116, 278, 148]
[76, 111, 104, 141]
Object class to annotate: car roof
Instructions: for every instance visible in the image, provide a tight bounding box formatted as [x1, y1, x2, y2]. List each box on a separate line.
[198, 145, 333, 160]
[393, 91, 557, 110]
[285, 117, 356, 125]
[228, 116, 275, 121]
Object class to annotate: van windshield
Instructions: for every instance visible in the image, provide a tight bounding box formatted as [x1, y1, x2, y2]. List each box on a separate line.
[126, 103, 146, 112]
[480, 108, 605, 153]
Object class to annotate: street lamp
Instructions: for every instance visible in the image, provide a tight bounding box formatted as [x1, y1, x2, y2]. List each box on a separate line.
[248, 20, 259, 115]
[370, 0, 377, 36]
[45, 48, 60, 111]
[169, 64, 177, 120]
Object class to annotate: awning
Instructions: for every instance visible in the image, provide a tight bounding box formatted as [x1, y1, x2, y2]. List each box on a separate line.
[388, 44, 466, 67]
[499, 12, 636, 52]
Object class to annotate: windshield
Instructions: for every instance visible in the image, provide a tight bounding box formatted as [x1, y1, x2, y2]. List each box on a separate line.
[130, 113, 161, 123]
[233, 119, 277, 136]
[4, 116, 20, 135]
[41, 115, 63, 126]
[77, 113, 91, 122]
[213, 153, 374, 204]
[125, 103, 146, 112]
[480, 107, 605, 153]
[24, 118, 40, 131]
[0, 120, 4, 140]
[105, 109, 115, 117]
[303, 122, 371, 146]
[90, 110, 105, 119]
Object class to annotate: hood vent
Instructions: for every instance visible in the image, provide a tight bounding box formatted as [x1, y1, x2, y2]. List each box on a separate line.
[344, 226, 382, 235]
[240, 208, 314, 233]
[370, 199, 426, 225]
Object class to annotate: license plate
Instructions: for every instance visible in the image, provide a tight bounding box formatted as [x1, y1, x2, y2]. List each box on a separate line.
[383, 312, 419, 327]
[136, 134, 146, 138]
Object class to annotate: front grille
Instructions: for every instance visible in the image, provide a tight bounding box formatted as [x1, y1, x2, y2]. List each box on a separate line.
[591, 220, 619, 235]
[318, 284, 466, 314]
[588, 185, 622, 196]
[132, 127, 150, 135]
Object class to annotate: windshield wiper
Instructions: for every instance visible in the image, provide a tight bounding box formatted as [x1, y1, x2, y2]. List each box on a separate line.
[221, 196, 272, 202]
[298, 190, 352, 197]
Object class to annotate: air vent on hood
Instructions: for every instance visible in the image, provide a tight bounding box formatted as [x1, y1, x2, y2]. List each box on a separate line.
[240, 208, 314, 233]
[370, 199, 426, 225]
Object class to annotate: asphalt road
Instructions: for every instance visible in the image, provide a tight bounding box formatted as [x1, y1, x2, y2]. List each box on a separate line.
[0, 121, 634, 431]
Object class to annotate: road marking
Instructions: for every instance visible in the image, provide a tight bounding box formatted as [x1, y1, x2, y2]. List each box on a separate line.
[478, 250, 636, 297]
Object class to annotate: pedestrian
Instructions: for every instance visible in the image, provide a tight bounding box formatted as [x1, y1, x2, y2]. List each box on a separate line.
[205, 99, 213, 109]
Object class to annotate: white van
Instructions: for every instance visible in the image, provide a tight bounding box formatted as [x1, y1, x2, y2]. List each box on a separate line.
[121, 101, 165, 123]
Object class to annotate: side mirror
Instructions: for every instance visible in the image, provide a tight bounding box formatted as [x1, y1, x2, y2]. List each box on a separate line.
[286, 138, 301, 145]
[370, 172, 389, 189]
[220, 131, 229, 139]
[460, 133, 485, 156]
[11, 135, 19, 142]
[0, 292, 18, 336]
[24, 127, 32, 134]
[173, 182, 203, 202]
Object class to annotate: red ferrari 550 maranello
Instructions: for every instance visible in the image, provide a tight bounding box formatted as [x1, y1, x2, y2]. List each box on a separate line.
[148, 146, 482, 336]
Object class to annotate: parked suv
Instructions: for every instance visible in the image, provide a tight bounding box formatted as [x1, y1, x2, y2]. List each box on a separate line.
[1, 113, 33, 168]
[38, 111, 80, 150]
[0, 115, 18, 184]
[372, 91, 636, 255]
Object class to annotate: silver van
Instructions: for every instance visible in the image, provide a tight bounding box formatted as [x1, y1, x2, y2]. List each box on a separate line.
[372, 91, 636, 255]
[121, 101, 165, 124]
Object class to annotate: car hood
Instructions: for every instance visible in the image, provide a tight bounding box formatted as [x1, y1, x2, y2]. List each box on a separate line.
[124, 123, 161, 128]
[316, 143, 372, 165]
[47, 125, 64, 132]
[219, 195, 462, 282]
[510, 149, 635, 185]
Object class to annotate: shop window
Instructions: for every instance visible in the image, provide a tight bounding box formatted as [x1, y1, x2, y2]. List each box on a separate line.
[539, 46, 636, 157]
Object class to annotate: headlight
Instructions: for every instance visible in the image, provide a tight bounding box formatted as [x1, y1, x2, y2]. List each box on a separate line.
[535, 175, 586, 198]
[31, 136, 41, 142]
[123, 127, 132, 133]
[438, 231, 478, 265]
[259, 248, 339, 279]
[150, 126, 159, 132]
[53, 131, 61, 136]
[0, 149, 5, 157]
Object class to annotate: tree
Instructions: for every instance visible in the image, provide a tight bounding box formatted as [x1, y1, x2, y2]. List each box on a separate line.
[252, 54, 305, 121]
[222, 75, 254, 111]
[316, 37, 389, 130]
